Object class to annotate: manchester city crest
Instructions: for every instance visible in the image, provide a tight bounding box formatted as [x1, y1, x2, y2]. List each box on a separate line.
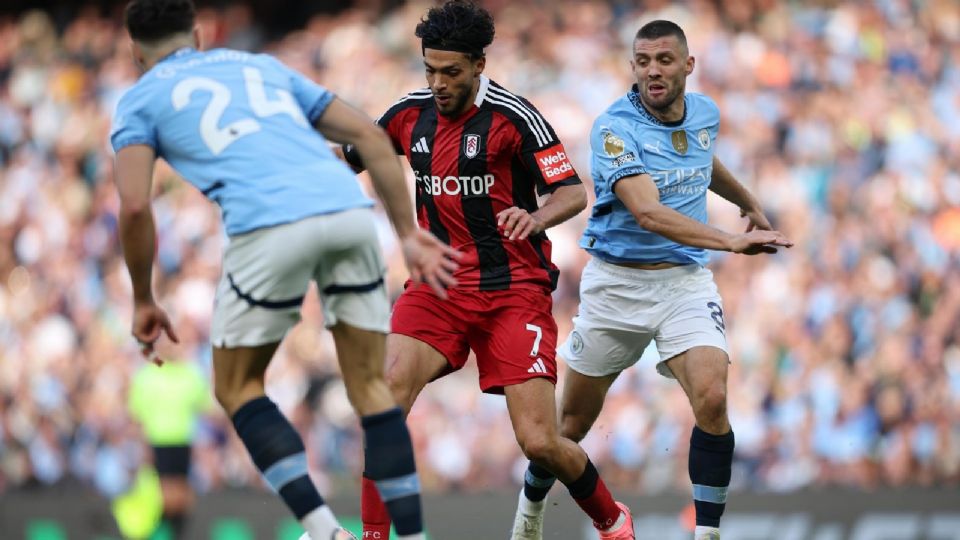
[463, 134, 481, 158]
[698, 128, 710, 149]
[570, 331, 584, 355]
[671, 130, 688, 154]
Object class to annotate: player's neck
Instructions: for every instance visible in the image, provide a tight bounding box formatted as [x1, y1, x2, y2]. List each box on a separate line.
[139, 34, 197, 71]
[644, 96, 685, 125]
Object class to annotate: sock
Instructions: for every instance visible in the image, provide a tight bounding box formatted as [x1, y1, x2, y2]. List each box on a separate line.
[695, 525, 721, 538]
[563, 459, 621, 530]
[689, 426, 735, 528]
[523, 462, 557, 503]
[361, 474, 392, 539]
[231, 397, 338, 538]
[362, 407, 423, 536]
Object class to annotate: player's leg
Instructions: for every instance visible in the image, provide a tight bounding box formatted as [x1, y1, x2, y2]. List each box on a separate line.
[214, 344, 347, 539]
[663, 347, 731, 540]
[520, 368, 620, 511]
[211, 218, 353, 540]
[513, 260, 657, 539]
[332, 325, 438, 540]
[153, 446, 193, 539]
[358, 333, 450, 539]
[318, 209, 463, 540]
[505, 378, 632, 539]
[657, 267, 732, 540]
[474, 288, 633, 538]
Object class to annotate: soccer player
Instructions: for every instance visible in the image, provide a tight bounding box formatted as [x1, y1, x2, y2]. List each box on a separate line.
[111, 1, 460, 539]
[341, 2, 634, 539]
[513, 20, 793, 540]
[128, 356, 212, 538]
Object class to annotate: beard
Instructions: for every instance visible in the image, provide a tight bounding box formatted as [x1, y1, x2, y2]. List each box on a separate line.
[436, 89, 471, 117]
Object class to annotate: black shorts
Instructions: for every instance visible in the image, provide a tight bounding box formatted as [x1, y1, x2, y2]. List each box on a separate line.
[152, 445, 191, 477]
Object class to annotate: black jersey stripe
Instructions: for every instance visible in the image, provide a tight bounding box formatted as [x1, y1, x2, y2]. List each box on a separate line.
[410, 107, 449, 244]
[459, 108, 511, 291]
[510, 157, 559, 290]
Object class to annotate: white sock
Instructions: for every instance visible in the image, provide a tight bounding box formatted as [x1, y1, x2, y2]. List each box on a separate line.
[601, 511, 627, 533]
[519, 490, 546, 515]
[695, 525, 720, 538]
[300, 505, 339, 539]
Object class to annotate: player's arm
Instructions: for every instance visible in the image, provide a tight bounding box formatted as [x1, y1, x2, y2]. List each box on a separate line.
[498, 101, 586, 241]
[315, 98, 415, 239]
[499, 183, 586, 241]
[614, 173, 790, 253]
[708, 156, 772, 232]
[115, 144, 179, 360]
[116, 145, 158, 305]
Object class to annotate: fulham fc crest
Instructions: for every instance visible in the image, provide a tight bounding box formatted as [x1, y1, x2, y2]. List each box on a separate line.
[463, 134, 481, 159]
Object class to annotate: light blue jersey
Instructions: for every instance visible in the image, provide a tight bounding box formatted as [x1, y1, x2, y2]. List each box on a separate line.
[110, 48, 371, 236]
[581, 89, 719, 265]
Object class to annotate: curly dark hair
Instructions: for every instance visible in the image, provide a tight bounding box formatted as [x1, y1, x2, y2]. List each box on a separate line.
[415, 0, 495, 60]
[124, 0, 196, 43]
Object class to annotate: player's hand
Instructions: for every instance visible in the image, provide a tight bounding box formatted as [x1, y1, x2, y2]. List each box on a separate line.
[740, 206, 773, 232]
[730, 229, 793, 255]
[496, 207, 544, 241]
[131, 301, 179, 366]
[400, 229, 462, 299]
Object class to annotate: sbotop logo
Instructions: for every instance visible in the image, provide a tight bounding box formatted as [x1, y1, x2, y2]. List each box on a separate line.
[415, 172, 496, 196]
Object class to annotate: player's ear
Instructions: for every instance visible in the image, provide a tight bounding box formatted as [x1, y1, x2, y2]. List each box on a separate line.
[686, 55, 695, 76]
[130, 41, 146, 72]
[192, 24, 202, 50]
[474, 55, 486, 76]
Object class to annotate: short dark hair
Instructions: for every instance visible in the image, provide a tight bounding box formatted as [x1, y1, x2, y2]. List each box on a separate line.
[415, 0, 495, 60]
[124, 0, 196, 43]
[635, 20, 688, 53]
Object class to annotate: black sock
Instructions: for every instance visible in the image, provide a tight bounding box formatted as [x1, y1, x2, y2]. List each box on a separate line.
[689, 426, 735, 527]
[362, 407, 423, 536]
[231, 396, 324, 520]
[523, 462, 557, 502]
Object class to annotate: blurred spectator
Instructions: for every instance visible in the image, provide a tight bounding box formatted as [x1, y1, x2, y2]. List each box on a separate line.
[0, 0, 958, 503]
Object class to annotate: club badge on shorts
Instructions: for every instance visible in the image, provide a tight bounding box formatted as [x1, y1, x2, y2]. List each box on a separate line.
[463, 134, 481, 158]
[570, 330, 584, 355]
[671, 130, 688, 154]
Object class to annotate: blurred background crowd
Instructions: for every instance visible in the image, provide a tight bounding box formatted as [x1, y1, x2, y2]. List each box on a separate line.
[1, 0, 959, 504]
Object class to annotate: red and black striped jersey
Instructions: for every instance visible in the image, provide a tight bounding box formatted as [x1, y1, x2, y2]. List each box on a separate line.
[347, 76, 581, 292]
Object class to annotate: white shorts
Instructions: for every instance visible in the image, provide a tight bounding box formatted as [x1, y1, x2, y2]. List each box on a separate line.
[559, 257, 728, 378]
[210, 208, 390, 348]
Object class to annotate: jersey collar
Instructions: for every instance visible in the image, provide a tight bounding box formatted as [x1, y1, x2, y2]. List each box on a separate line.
[474, 74, 490, 107]
[158, 46, 197, 64]
[628, 84, 687, 127]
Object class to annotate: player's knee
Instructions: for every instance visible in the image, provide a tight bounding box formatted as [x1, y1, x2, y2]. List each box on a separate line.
[694, 384, 728, 424]
[384, 362, 419, 413]
[516, 431, 557, 463]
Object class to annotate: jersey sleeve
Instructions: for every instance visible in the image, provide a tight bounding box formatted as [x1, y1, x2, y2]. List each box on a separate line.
[590, 116, 647, 193]
[260, 55, 335, 124]
[510, 96, 582, 195]
[110, 86, 158, 153]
